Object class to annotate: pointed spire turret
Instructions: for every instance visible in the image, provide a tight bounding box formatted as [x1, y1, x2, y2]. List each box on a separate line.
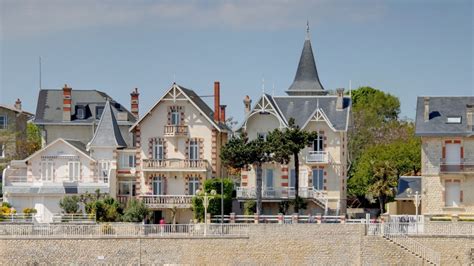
[87, 100, 127, 150]
[286, 22, 326, 96]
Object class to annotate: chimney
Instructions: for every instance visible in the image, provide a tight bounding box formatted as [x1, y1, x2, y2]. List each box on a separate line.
[220, 105, 226, 123]
[214, 81, 220, 122]
[243, 95, 252, 116]
[336, 88, 344, 110]
[62, 84, 72, 121]
[14, 99, 22, 110]
[130, 88, 139, 119]
[467, 104, 474, 130]
[424, 97, 430, 122]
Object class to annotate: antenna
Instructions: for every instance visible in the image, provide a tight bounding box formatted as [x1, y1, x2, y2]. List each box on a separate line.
[306, 20, 310, 40]
[262, 77, 265, 94]
[39, 56, 42, 90]
[272, 82, 275, 97]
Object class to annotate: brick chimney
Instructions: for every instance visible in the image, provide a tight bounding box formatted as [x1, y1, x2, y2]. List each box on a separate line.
[62, 84, 72, 121]
[130, 88, 139, 119]
[214, 81, 220, 122]
[243, 95, 252, 116]
[424, 97, 430, 122]
[336, 88, 344, 110]
[14, 99, 22, 110]
[220, 105, 226, 123]
[467, 104, 474, 130]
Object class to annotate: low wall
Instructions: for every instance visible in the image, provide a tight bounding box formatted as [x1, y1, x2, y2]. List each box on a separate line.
[0, 224, 472, 265]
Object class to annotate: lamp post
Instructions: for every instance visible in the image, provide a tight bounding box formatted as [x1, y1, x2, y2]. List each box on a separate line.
[406, 188, 422, 234]
[196, 189, 217, 236]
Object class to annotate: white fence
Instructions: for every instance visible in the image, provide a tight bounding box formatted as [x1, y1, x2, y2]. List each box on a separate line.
[211, 214, 363, 224]
[368, 222, 474, 236]
[0, 223, 249, 238]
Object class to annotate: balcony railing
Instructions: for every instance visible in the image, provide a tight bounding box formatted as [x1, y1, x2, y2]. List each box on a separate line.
[237, 187, 328, 201]
[140, 195, 193, 208]
[306, 151, 329, 164]
[164, 125, 188, 137]
[142, 159, 209, 171]
[439, 161, 474, 174]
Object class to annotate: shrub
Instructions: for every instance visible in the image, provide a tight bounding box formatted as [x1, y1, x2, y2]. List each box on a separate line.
[122, 198, 150, 223]
[86, 196, 121, 222]
[1, 202, 12, 208]
[243, 200, 256, 215]
[23, 208, 37, 216]
[191, 178, 233, 221]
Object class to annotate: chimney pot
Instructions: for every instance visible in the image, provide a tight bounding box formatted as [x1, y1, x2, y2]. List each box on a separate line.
[220, 105, 227, 123]
[214, 81, 220, 122]
[467, 104, 474, 130]
[62, 84, 72, 121]
[14, 98, 22, 110]
[244, 95, 252, 115]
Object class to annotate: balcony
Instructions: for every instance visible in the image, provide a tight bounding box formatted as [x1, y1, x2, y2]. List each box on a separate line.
[306, 151, 329, 164]
[140, 195, 193, 208]
[237, 187, 328, 202]
[3, 175, 109, 194]
[439, 161, 474, 174]
[164, 125, 188, 137]
[142, 159, 209, 172]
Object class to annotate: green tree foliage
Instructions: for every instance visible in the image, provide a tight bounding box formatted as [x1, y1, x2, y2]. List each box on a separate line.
[86, 196, 122, 222]
[220, 135, 271, 214]
[243, 200, 256, 215]
[267, 118, 317, 213]
[122, 198, 150, 223]
[59, 195, 80, 214]
[348, 87, 421, 212]
[192, 178, 233, 222]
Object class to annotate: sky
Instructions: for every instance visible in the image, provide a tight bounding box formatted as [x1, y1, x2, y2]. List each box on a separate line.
[0, 0, 473, 124]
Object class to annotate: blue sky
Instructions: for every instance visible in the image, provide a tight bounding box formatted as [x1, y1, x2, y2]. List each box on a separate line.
[1, 0, 472, 124]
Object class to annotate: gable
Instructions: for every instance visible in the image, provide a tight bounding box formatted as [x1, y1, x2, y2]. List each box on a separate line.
[25, 139, 95, 163]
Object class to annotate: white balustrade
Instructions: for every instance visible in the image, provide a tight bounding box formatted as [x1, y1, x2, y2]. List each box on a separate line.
[306, 151, 329, 163]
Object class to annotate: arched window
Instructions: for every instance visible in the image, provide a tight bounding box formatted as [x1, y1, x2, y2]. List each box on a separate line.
[152, 176, 163, 195]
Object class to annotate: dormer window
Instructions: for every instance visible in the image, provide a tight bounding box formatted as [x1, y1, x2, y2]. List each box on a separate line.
[447, 116, 462, 124]
[96, 106, 104, 119]
[76, 106, 85, 119]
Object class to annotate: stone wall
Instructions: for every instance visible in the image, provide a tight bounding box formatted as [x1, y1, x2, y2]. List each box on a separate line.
[414, 236, 474, 265]
[1, 224, 472, 265]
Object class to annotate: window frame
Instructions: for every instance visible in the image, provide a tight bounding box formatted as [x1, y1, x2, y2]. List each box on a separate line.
[153, 140, 164, 160]
[76, 106, 85, 120]
[119, 153, 136, 169]
[118, 181, 136, 196]
[189, 140, 199, 161]
[265, 169, 273, 189]
[95, 106, 105, 119]
[188, 176, 200, 195]
[98, 160, 110, 183]
[446, 116, 462, 124]
[171, 110, 180, 126]
[313, 135, 324, 152]
[0, 115, 7, 129]
[0, 143, 4, 158]
[68, 161, 80, 181]
[152, 176, 163, 195]
[41, 161, 54, 182]
[312, 168, 324, 191]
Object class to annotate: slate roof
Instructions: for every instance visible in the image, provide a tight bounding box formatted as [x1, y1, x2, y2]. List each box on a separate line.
[63, 139, 88, 154]
[34, 89, 136, 124]
[415, 96, 474, 136]
[286, 31, 326, 96]
[395, 176, 421, 200]
[271, 96, 351, 131]
[0, 104, 34, 117]
[87, 101, 127, 149]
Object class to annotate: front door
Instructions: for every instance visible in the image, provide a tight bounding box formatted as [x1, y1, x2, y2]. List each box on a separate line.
[152, 210, 163, 224]
[445, 181, 460, 207]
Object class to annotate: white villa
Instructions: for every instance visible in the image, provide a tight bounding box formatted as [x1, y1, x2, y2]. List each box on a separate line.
[128, 82, 230, 224]
[237, 27, 351, 215]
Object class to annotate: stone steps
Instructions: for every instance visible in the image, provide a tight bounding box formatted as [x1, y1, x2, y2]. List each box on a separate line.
[383, 236, 437, 265]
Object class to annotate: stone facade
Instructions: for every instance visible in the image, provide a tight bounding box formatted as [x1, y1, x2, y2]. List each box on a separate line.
[1, 224, 472, 265]
[0, 105, 31, 170]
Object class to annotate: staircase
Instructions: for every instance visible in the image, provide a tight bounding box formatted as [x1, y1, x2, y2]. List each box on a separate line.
[382, 224, 441, 265]
[310, 189, 329, 215]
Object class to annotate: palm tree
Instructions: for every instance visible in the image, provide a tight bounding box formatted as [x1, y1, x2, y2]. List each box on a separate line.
[367, 160, 397, 214]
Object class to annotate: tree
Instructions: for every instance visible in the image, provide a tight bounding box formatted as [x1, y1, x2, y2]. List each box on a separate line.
[59, 195, 80, 214]
[367, 161, 397, 214]
[220, 135, 271, 215]
[192, 178, 233, 221]
[86, 196, 122, 222]
[267, 118, 317, 213]
[122, 198, 150, 223]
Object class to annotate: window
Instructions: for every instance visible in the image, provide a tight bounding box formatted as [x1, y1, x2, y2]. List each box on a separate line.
[312, 168, 324, 190]
[152, 176, 163, 195]
[98, 161, 110, 183]
[0, 115, 6, 129]
[96, 106, 104, 119]
[118, 181, 135, 196]
[189, 140, 199, 160]
[445, 181, 461, 207]
[119, 153, 135, 168]
[290, 169, 296, 188]
[0, 143, 4, 158]
[68, 161, 80, 181]
[447, 117, 462, 124]
[313, 135, 324, 151]
[171, 110, 180, 125]
[257, 132, 267, 140]
[188, 176, 200, 195]
[265, 169, 273, 189]
[153, 139, 164, 160]
[41, 161, 54, 181]
[76, 106, 85, 119]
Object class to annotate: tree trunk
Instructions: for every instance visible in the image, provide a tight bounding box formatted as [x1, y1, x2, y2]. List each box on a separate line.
[294, 152, 299, 214]
[255, 163, 263, 215]
[378, 195, 385, 215]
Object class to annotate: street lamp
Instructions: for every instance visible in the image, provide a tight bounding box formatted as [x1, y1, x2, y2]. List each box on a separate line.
[195, 189, 217, 236]
[406, 188, 422, 234]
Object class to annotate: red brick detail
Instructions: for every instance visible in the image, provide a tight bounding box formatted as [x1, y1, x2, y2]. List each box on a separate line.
[323, 186, 327, 190]
[281, 175, 288, 179]
[453, 140, 461, 144]
[242, 182, 248, 186]
[242, 175, 248, 180]
[461, 147, 464, 159]
[324, 179, 327, 183]
[442, 146, 446, 159]
[281, 182, 288, 187]
[63, 107, 71, 111]
[460, 190, 463, 202]
[324, 171, 327, 176]
[445, 140, 452, 144]
[63, 99, 71, 104]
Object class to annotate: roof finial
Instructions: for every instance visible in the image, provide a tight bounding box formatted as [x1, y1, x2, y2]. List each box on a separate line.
[262, 76, 265, 94]
[306, 20, 310, 40]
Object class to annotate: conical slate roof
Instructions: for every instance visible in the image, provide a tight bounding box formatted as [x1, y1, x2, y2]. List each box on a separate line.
[286, 27, 326, 96]
[87, 100, 127, 149]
